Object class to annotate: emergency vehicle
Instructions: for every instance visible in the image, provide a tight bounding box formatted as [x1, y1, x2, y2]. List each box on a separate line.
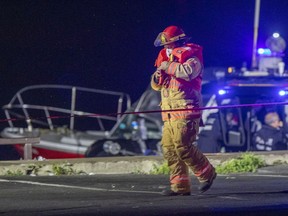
[197, 32, 288, 152]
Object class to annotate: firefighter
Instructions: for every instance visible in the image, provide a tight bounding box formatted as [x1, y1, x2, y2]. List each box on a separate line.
[151, 25, 216, 196]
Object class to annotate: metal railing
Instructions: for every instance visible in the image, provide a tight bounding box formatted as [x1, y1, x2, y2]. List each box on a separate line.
[2, 85, 132, 132]
[0, 137, 40, 160]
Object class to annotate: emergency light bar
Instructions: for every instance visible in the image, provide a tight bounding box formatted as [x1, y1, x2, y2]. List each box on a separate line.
[257, 48, 271, 56]
[278, 90, 287, 96]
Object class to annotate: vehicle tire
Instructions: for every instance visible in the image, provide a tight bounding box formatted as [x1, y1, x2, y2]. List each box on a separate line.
[94, 151, 111, 157]
[85, 140, 121, 157]
[85, 142, 105, 157]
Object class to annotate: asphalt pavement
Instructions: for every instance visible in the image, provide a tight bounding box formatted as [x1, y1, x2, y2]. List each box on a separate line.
[0, 167, 288, 216]
[0, 151, 288, 216]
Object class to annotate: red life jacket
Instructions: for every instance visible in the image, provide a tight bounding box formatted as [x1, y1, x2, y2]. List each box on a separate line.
[171, 43, 203, 92]
[172, 43, 203, 64]
[154, 49, 169, 68]
[154, 43, 204, 121]
[154, 43, 203, 67]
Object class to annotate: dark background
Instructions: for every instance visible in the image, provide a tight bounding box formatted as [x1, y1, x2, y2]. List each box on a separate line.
[0, 0, 287, 121]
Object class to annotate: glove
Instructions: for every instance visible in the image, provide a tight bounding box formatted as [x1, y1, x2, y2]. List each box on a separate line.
[153, 70, 167, 85]
[157, 61, 169, 72]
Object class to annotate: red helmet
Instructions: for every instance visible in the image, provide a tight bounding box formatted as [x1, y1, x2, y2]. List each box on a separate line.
[154, 25, 190, 47]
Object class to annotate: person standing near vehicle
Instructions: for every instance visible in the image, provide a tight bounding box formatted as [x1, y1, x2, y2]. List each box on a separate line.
[151, 25, 216, 196]
[252, 112, 288, 151]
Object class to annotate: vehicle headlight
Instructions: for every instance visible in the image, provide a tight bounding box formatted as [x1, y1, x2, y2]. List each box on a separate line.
[103, 141, 121, 155]
[218, 89, 228, 95]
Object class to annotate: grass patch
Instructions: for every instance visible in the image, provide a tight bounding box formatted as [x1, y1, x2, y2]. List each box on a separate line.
[149, 162, 170, 175]
[216, 153, 266, 174]
[5, 169, 24, 176]
[52, 163, 79, 175]
[147, 152, 267, 175]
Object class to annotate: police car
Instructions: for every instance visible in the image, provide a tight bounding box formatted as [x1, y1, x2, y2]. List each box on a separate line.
[197, 33, 288, 152]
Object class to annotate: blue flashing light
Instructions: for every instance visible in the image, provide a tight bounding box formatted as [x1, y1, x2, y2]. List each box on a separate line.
[257, 48, 271, 56]
[273, 32, 280, 38]
[279, 90, 286, 96]
[218, 89, 227, 95]
[131, 121, 138, 130]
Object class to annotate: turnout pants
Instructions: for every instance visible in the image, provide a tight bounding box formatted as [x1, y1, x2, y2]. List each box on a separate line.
[161, 118, 215, 193]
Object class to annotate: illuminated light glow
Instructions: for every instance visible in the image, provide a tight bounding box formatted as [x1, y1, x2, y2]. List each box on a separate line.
[257, 48, 264, 54]
[218, 89, 227, 95]
[257, 48, 271, 55]
[227, 67, 234, 73]
[278, 90, 286, 96]
[273, 32, 280, 38]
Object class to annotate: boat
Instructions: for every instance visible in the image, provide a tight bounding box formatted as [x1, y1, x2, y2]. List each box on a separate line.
[0, 85, 138, 159]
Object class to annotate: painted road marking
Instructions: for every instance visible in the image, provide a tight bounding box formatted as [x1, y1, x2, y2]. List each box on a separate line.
[0, 179, 160, 194]
[0, 178, 243, 200]
[1, 174, 286, 198]
[219, 174, 288, 178]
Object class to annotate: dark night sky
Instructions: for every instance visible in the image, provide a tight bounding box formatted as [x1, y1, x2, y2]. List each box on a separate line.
[0, 0, 288, 113]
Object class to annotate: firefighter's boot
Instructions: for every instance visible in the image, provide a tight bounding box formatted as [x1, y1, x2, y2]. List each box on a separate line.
[198, 172, 217, 193]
